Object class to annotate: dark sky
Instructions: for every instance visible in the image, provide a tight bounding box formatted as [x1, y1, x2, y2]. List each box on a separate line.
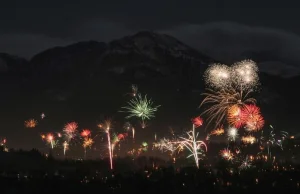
[1, 1, 300, 150]
[1, 0, 300, 76]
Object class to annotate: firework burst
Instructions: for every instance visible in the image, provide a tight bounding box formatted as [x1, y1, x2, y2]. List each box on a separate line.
[210, 127, 225, 136]
[81, 129, 91, 137]
[220, 148, 234, 161]
[241, 135, 256, 144]
[201, 60, 259, 128]
[227, 127, 239, 141]
[46, 133, 55, 149]
[24, 119, 37, 128]
[204, 63, 231, 89]
[242, 105, 265, 132]
[200, 88, 256, 128]
[121, 93, 160, 122]
[63, 122, 78, 141]
[227, 105, 245, 128]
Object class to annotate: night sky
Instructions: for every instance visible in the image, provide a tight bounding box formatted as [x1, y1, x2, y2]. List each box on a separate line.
[1, 1, 300, 76]
[1, 1, 300, 151]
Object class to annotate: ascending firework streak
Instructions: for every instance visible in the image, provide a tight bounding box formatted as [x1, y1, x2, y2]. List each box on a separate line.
[46, 133, 55, 149]
[98, 120, 113, 170]
[63, 141, 69, 156]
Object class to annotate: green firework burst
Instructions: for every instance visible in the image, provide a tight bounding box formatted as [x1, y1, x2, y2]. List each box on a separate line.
[121, 94, 160, 121]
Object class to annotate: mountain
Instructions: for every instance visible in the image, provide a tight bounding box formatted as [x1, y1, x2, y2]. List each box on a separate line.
[0, 31, 300, 149]
[29, 31, 213, 89]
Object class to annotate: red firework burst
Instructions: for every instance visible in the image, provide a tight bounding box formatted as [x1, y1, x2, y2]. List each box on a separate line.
[81, 129, 91, 137]
[241, 105, 265, 131]
[191, 116, 203, 128]
[227, 105, 245, 128]
[64, 122, 78, 133]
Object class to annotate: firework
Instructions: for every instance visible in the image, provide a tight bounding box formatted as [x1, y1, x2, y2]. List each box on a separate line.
[204, 60, 259, 90]
[24, 119, 37, 128]
[210, 127, 225, 136]
[239, 156, 252, 170]
[123, 122, 132, 131]
[0, 138, 6, 146]
[46, 133, 55, 149]
[191, 116, 203, 128]
[241, 135, 256, 144]
[227, 127, 239, 141]
[242, 105, 265, 131]
[121, 93, 160, 122]
[173, 124, 207, 168]
[98, 120, 113, 170]
[81, 129, 91, 137]
[227, 105, 245, 128]
[131, 84, 138, 97]
[63, 122, 78, 141]
[260, 125, 288, 157]
[63, 141, 69, 156]
[140, 120, 147, 129]
[200, 88, 256, 128]
[154, 138, 178, 153]
[201, 60, 259, 128]
[204, 63, 231, 89]
[41, 113, 45, 119]
[231, 60, 259, 90]
[83, 138, 94, 159]
[220, 148, 234, 161]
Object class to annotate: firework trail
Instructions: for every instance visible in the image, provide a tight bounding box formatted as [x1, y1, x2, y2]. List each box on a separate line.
[63, 141, 69, 156]
[158, 121, 207, 168]
[46, 133, 55, 149]
[98, 119, 113, 170]
[83, 138, 94, 159]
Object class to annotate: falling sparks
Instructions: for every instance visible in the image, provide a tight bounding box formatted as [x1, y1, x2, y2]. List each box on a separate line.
[24, 119, 37, 128]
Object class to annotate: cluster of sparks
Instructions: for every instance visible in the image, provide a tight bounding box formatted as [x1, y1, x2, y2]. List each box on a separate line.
[154, 117, 207, 168]
[17, 61, 291, 172]
[200, 60, 288, 169]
